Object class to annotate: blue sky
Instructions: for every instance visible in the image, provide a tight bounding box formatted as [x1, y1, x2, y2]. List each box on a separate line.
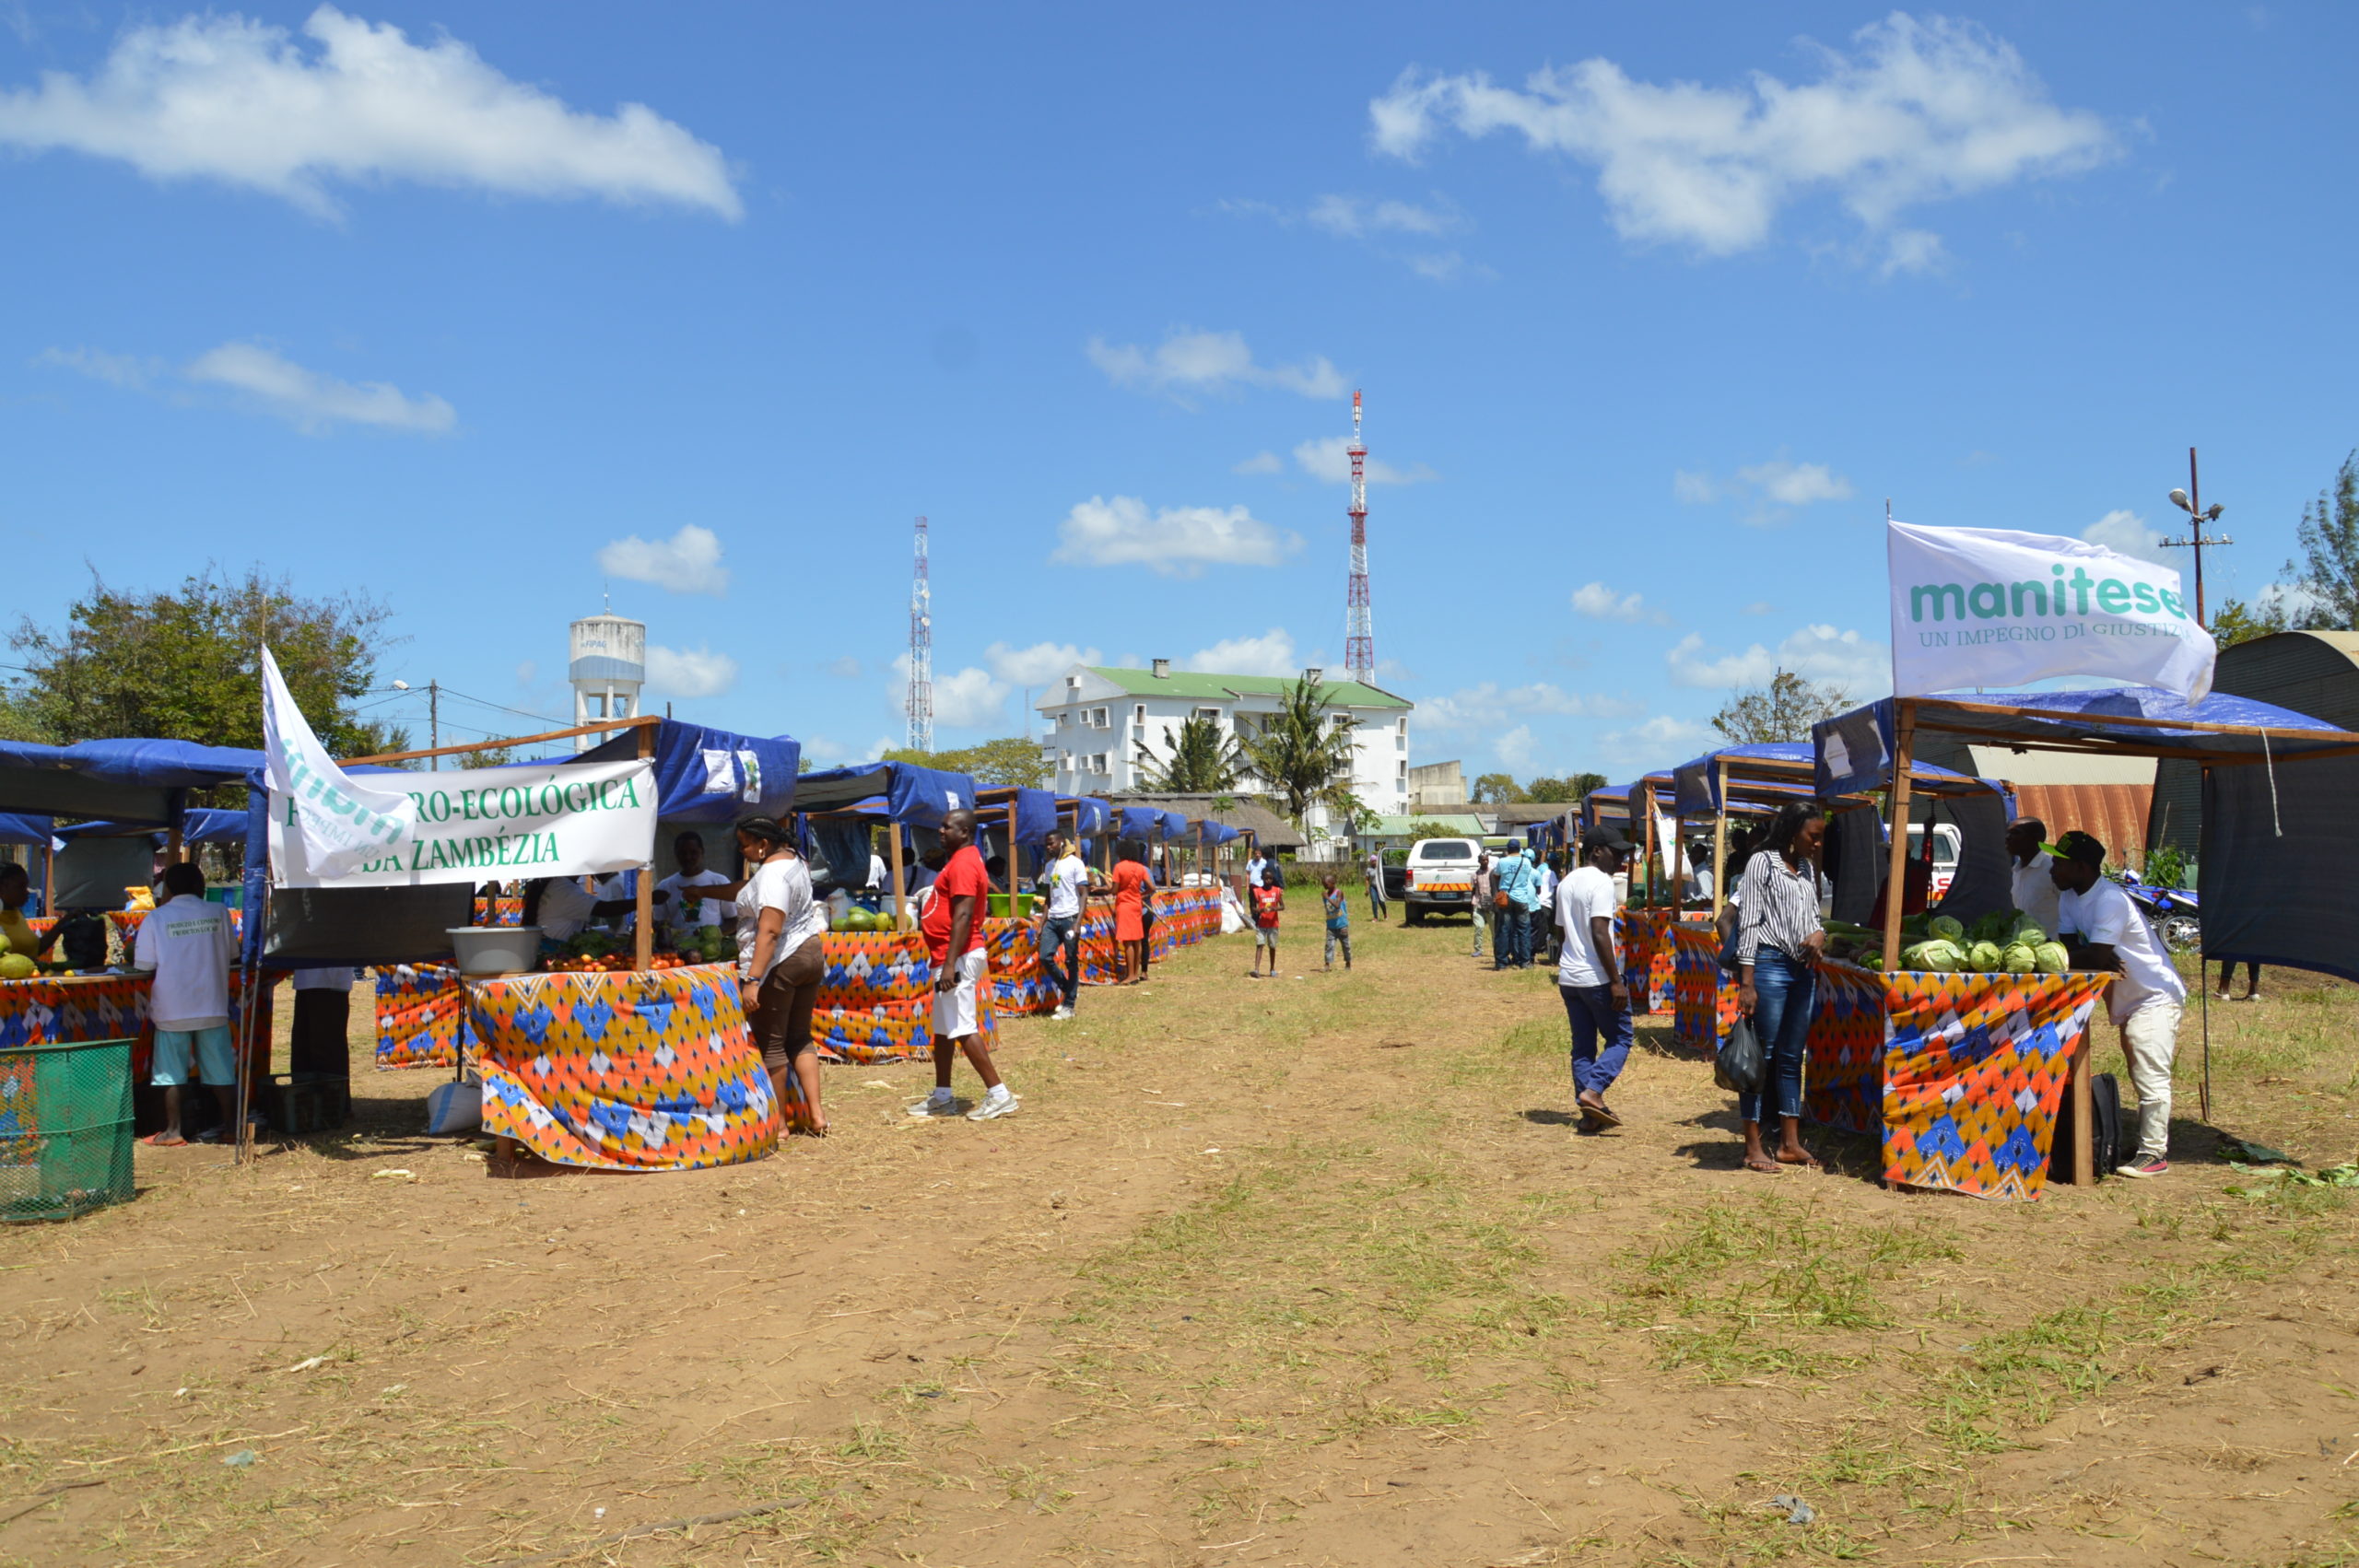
[3, 3, 2353, 779]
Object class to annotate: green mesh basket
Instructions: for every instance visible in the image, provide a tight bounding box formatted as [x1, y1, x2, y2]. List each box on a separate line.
[0, 1037, 135, 1223]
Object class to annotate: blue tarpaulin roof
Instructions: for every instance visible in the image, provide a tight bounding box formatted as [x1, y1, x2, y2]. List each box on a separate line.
[1072, 797, 1110, 836]
[1117, 805, 1167, 841]
[0, 813, 52, 846]
[1812, 686, 2359, 799]
[1672, 740, 2005, 815]
[0, 737, 264, 824]
[978, 787, 1059, 846]
[793, 760, 977, 826]
[1160, 809, 1191, 840]
[569, 721, 801, 823]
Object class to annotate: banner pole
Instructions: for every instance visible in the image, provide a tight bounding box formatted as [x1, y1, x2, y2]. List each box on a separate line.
[887, 824, 909, 932]
[633, 721, 655, 972]
[1879, 702, 1916, 970]
[1709, 760, 1730, 921]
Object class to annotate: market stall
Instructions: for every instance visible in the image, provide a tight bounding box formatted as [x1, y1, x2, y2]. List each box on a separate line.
[1798, 686, 2359, 1194]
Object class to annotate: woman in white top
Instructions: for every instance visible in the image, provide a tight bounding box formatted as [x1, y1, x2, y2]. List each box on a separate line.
[687, 816, 833, 1134]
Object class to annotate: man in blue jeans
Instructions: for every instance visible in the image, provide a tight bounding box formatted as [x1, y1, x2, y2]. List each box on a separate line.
[1555, 825, 1635, 1130]
[1491, 838, 1538, 969]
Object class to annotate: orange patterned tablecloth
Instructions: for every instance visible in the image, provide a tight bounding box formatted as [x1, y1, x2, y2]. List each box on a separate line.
[472, 962, 785, 1171]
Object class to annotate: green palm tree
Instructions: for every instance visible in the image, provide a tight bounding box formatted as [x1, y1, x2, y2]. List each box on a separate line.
[1136, 713, 1243, 793]
[1238, 675, 1361, 831]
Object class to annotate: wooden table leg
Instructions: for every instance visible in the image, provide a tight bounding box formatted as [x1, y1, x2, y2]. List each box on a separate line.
[2069, 1034, 2095, 1187]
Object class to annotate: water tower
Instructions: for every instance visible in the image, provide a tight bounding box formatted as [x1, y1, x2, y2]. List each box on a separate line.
[569, 613, 646, 751]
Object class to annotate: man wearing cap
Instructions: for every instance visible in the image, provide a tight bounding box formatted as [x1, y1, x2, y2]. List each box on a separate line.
[2049, 830, 2186, 1177]
[1556, 825, 1635, 1129]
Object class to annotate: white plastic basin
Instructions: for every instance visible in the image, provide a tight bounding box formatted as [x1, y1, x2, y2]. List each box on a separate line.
[448, 926, 542, 977]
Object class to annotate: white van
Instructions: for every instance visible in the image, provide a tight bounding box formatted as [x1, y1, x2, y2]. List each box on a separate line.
[1403, 837, 1480, 925]
[1907, 823, 1964, 899]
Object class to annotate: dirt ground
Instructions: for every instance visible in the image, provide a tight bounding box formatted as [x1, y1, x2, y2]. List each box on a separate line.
[4, 916, 2357, 1568]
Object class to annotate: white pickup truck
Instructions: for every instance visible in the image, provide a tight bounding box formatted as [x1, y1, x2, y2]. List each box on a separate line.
[1402, 837, 1480, 925]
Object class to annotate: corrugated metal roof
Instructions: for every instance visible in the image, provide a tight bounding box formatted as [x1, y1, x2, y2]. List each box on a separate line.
[1079, 666, 1412, 709]
[2013, 783, 2152, 864]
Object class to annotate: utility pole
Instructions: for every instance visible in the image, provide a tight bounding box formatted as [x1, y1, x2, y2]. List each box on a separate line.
[428, 679, 440, 770]
[2164, 446, 2233, 627]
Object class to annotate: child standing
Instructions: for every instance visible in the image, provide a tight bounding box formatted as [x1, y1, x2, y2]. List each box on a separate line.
[1320, 871, 1352, 971]
[1249, 865, 1285, 978]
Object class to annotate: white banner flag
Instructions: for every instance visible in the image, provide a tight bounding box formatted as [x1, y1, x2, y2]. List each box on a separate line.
[1887, 521, 2216, 702]
[269, 756, 658, 888]
[262, 645, 417, 880]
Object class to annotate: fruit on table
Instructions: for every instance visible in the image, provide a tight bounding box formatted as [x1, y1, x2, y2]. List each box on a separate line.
[0, 953, 35, 980]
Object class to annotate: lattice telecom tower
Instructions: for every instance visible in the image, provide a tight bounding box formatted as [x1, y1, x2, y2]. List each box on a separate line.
[1344, 390, 1375, 681]
[907, 515, 933, 753]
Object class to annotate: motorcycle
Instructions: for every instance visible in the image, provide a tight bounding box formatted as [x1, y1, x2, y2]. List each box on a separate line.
[2116, 869, 2201, 954]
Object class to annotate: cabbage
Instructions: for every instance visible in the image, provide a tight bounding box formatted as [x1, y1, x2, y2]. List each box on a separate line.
[2012, 921, 2047, 946]
[1966, 941, 2003, 972]
[2001, 942, 2036, 973]
[1903, 940, 1963, 973]
[1929, 915, 1966, 942]
[2033, 942, 2070, 975]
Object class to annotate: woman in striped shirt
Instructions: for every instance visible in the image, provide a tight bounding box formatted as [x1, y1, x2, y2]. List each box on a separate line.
[1734, 802, 1828, 1174]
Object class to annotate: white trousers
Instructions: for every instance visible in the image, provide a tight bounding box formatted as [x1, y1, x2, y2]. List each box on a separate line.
[2119, 998, 2184, 1161]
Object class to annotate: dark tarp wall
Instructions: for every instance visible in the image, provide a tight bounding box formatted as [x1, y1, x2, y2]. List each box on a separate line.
[1829, 806, 1884, 927]
[53, 837, 156, 909]
[263, 884, 475, 968]
[1933, 791, 2014, 925]
[2199, 756, 2359, 985]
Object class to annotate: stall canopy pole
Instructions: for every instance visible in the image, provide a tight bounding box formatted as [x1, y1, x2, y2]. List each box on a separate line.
[1008, 802, 1021, 896]
[1709, 760, 1730, 921]
[633, 723, 655, 972]
[887, 825, 909, 931]
[1879, 702, 1918, 966]
[1639, 783, 1659, 911]
[1671, 811, 1685, 907]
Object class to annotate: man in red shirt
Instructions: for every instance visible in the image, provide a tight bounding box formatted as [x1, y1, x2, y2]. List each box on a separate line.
[909, 809, 1019, 1120]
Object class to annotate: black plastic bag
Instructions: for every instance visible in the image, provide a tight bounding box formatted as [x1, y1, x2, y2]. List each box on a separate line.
[1715, 1012, 1766, 1097]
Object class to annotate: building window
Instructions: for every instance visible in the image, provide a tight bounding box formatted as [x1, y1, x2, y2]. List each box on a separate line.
[1194, 706, 1221, 721]
[1058, 712, 1071, 729]
[1134, 704, 1146, 724]
[1396, 717, 1407, 734]
[1092, 707, 1109, 729]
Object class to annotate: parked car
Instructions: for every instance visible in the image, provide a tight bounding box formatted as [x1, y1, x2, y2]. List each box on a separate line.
[1402, 837, 1480, 925]
[1906, 822, 1964, 900]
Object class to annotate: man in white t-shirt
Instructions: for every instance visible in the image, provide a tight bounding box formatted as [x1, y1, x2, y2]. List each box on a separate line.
[2050, 830, 2187, 1178]
[652, 830, 734, 944]
[1555, 825, 1636, 1131]
[2005, 816, 2063, 936]
[528, 876, 633, 944]
[1031, 832, 1095, 1020]
[134, 863, 240, 1145]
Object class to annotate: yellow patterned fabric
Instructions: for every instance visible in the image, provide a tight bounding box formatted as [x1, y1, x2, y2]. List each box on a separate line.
[472, 962, 780, 1171]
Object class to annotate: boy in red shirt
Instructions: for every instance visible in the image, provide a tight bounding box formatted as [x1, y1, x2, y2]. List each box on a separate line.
[908, 809, 1019, 1120]
[1249, 864, 1285, 978]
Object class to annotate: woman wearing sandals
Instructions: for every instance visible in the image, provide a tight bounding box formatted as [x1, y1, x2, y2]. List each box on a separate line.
[1732, 801, 1827, 1174]
[702, 816, 831, 1135]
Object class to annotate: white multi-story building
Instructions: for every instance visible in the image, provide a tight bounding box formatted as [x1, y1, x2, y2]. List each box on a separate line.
[1038, 661, 1413, 856]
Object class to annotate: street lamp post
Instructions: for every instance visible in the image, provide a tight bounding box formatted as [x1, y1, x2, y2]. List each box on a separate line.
[2162, 445, 2233, 627]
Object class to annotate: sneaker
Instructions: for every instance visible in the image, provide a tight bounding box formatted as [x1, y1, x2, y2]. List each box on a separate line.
[1051, 1005, 1075, 1021]
[906, 1090, 958, 1117]
[2115, 1155, 2170, 1178]
[968, 1086, 1020, 1121]
[2243, 992, 2264, 1004]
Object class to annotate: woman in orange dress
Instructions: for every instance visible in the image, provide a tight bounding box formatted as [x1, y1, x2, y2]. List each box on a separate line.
[1109, 848, 1153, 983]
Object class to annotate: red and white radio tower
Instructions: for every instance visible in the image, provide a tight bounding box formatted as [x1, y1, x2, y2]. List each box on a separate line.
[907, 516, 933, 753]
[1344, 390, 1375, 681]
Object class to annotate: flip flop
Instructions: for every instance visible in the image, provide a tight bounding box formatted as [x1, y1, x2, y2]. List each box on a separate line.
[140, 1131, 187, 1147]
[1584, 1101, 1625, 1129]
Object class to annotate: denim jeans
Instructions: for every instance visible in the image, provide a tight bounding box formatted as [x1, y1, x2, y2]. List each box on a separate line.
[1324, 926, 1352, 966]
[1038, 914, 1080, 1008]
[1494, 905, 1529, 968]
[1559, 982, 1633, 1097]
[1367, 883, 1387, 920]
[1738, 946, 1815, 1125]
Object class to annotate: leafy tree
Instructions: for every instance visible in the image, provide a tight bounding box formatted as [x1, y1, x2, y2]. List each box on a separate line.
[2283, 451, 2359, 630]
[10, 566, 405, 757]
[1236, 675, 1360, 830]
[1472, 772, 1526, 803]
[1709, 669, 1852, 744]
[452, 743, 519, 769]
[2207, 595, 2285, 649]
[1569, 770, 1608, 802]
[1135, 713, 1241, 792]
[1408, 816, 1478, 844]
[882, 735, 1051, 788]
[1523, 775, 1592, 802]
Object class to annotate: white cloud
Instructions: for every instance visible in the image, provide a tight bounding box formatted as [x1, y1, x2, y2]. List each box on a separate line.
[1182, 629, 1297, 678]
[1291, 436, 1439, 486]
[35, 345, 158, 389]
[2081, 509, 2170, 568]
[1672, 469, 1719, 504]
[594, 524, 728, 596]
[1494, 724, 1538, 771]
[646, 644, 738, 698]
[1086, 329, 1346, 401]
[514, 659, 536, 686]
[1232, 451, 1285, 476]
[1051, 495, 1300, 577]
[823, 655, 862, 679]
[887, 654, 1008, 730]
[1570, 580, 1666, 624]
[1418, 682, 1637, 733]
[1306, 193, 1459, 239]
[1596, 714, 1716, 769]
[182, 341, 453, 432]
[1882, 228, 1948, 276]
[1667, 623, 1889, 696]
[0, 6, 739, 220]
[985, 640, 1101, 685]
[1736, 459, 1853, 508]
[1369, 14, 2116, 261]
